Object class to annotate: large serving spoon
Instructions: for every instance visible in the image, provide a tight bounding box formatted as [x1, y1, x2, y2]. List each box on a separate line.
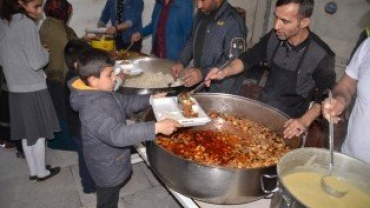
[320, 89, 348, 198]
[190, 60, 231, 94]
[174, 37, 246, 98]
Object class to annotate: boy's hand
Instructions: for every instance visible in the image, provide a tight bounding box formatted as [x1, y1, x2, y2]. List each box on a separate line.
[117, 73, 126, 82]
[155, 119, 181, 135]
[152, 93, 167, 99]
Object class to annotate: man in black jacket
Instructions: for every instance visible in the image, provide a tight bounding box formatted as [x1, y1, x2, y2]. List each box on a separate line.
[205, 0, 336, 139]
[172, 0, 247, 95]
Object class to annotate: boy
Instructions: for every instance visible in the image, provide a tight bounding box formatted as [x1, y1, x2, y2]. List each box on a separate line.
[68, 48, 180, 208]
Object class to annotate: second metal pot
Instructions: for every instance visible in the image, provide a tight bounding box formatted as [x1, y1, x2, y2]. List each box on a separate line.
[119, 57, 185, 95]
[269, 148, 370, 208]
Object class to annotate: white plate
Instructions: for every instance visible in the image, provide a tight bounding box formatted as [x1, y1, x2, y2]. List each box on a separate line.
[152, 97, 211, 127]
[115, 60, 143, 75]
[85, 27, 107, 34]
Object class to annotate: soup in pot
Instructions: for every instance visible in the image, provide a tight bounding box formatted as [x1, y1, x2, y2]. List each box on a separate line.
[283, 172, 370, 208]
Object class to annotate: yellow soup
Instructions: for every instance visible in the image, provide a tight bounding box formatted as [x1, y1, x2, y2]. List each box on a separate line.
[283, 172, 370, 208]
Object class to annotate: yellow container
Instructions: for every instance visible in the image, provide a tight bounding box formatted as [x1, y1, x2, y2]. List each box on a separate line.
[91, 37, 115, 52]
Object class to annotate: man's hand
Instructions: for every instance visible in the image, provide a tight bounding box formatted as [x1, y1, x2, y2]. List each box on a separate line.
[131, 32, 142, 42]
[171, 62, 184, 79]
[155, 119, 181, 135]
[283, 118, 308, 139]
[105, 26, 117, 36]
[183, 68, 202, 87]
[322, 98, 345, 123]
[204, 67, 225, 87]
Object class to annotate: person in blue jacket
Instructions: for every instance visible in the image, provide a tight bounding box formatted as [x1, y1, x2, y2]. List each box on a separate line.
[131, 0, 193, 61]
[98, 0, 143, 52]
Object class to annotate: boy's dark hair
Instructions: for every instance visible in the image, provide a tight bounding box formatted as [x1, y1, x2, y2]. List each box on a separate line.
[64, 40, 91, 72]
[276, 0, 314, 19]
[77, 48, 114, 85]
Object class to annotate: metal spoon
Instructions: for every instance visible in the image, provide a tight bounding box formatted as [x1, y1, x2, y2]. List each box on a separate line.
[126, 41, 134, 51]
[320, 89, 348, 198]
[175, 37, 246, 97]
[188, 59, 231, 95]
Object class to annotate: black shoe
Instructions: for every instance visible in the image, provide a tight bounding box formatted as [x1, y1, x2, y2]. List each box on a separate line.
[29, 165, 52, 180]
[16, 152, 25, 159]
[0, 140, 16, 148]
[83, 189, 96, 194]
[36, 167, 60, 182]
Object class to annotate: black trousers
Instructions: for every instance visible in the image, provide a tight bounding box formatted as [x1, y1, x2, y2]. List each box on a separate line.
[96, 173, 132, 208]
[73, 136, 96, 193]
[96, 185, 120, 208]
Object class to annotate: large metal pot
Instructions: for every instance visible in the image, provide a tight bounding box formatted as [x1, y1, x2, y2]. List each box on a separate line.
[269, 148, 370, 208]
[145, 93, 305, 204]
[119, 57, 185, 95]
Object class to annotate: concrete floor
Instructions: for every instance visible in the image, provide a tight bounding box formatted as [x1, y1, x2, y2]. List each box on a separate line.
[0, 146, 182, 208]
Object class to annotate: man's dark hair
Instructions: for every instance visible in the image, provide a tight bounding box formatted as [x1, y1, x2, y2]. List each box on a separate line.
[77, 48, 114, 84]
[276, 0, 314, 19]
[64, 40, 91, 72]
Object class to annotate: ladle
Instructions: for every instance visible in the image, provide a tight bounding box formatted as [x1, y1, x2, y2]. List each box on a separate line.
[320, 89, 348, 198]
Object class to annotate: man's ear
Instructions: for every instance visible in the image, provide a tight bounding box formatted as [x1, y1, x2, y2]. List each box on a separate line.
[300, 17, 311, 29]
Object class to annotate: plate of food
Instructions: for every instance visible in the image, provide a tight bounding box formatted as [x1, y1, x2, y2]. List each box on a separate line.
[152, 96, 211, 127]
[115, 60, 143, 75]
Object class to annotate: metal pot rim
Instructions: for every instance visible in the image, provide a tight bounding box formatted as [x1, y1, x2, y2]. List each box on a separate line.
[194, 93, 290, 118]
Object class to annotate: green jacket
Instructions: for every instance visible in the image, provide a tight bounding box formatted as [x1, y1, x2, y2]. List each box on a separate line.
[39, 17, 78, 83]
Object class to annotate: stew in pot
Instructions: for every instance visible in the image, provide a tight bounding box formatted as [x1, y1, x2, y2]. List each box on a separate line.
[156, 113, 291, 168]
